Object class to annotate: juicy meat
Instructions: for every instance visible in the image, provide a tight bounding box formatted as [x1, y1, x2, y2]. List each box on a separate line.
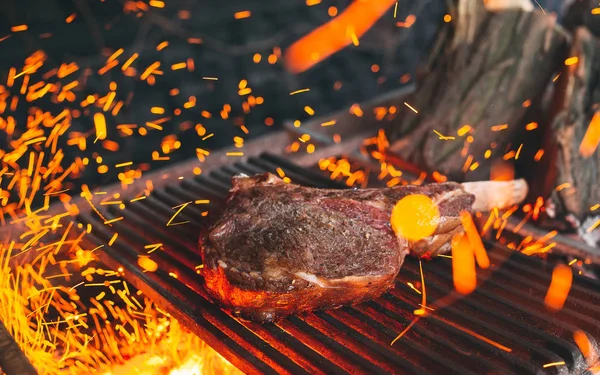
[200, 173, 475, 322]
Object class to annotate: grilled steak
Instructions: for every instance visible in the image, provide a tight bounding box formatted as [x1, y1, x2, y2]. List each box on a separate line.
[200, 173, 475, 322]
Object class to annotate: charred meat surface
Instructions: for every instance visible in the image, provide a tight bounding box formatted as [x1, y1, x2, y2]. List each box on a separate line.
[200, 173, 475, 322]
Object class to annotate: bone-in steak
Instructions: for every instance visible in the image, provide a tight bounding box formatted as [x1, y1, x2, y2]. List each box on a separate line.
[200, 173, 475, 322]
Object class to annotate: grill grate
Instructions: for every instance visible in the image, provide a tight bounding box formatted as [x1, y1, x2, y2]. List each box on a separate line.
[77, 153, 600, 375]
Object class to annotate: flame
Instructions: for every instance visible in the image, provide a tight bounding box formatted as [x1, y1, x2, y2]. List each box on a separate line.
[451, 233, 477, 295]
[459, 211, 490, 269]
[544, 264, 573, 312]
[284, 0, 397, 73]
[579, 112, 600, 158]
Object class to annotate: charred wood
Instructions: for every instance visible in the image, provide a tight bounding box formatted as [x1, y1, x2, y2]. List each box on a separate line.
[544, 27, 600, 248]
[387, 0, 568, 182]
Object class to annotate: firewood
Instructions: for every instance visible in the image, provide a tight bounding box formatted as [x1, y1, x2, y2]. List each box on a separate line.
[543, 27, 600, 240]
[387, 0, 568, 182]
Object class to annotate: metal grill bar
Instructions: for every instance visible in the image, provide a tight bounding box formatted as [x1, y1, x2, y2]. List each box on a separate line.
[77, 153, 599, 374]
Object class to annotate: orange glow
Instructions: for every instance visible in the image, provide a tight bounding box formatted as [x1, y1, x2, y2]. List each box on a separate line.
[443, 14, 452, 22]
[138, 256, 158, 272]
[534, 149, 545, 161]
[234, 10, 251, 19]
[390, 194, 440, 242]
[579, 112, 600, 158]
[11, 25, 28, 32]
[93, 113, 107, 140]
[565, 56, 579, 66]
[413, 261, 428, 316]
[525, 122, 538, 130]
[490, 160, 515, 181]
[451, 233, 477, 295]
[544, 264, 573, 312]
[284, 0, 397, 73]
[573, 330, 594, 360]
[396, 14, 416, 28]
[592, 8, 600, 14]
[149, 0, 165, 8]
[460, 211, 490, 269]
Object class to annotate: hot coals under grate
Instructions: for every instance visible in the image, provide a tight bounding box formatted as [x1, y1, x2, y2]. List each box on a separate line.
[77, 153, 600, 374]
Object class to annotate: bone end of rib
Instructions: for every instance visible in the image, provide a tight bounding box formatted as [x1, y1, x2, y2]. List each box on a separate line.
[461, 179, 529, 212]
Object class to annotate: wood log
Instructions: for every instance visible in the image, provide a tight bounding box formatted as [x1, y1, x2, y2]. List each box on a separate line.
[387, 0, 568, 182]
[0, 320, 37, 375]
[542, 27, 600, 246]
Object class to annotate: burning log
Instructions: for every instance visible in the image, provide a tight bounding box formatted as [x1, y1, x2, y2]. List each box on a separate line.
[542, 27, 600, 245]
[387, 0, 568, 181]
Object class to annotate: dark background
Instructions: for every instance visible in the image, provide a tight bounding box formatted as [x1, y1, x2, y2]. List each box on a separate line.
[0, 0, 567, 190]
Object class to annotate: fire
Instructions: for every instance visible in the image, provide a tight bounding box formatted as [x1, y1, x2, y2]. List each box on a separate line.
[579, 112, 600, 158]
[284, 0, 397, 73]
[544, 264, 573, 312]
[451, 233, 477, 295]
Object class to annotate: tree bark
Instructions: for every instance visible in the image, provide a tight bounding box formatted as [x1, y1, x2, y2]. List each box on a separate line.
[387, 0, 568, 182]
[546, 28, 600, 226]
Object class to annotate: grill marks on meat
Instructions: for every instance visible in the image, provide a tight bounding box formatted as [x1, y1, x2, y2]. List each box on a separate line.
[200, 173, 475, 322]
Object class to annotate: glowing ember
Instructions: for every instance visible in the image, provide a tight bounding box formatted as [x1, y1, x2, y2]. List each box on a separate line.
[284, 0, 397, 73]
[459, 211, 490, 269]
[579, 112, 600, 158]
[390, 194, 440, 242]
[544, 264, 573, 312]
[451, 233, 477, 295]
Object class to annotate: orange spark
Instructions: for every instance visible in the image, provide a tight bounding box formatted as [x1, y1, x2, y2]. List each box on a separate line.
[122, 53, 138, 71]
[390, 194, 440, 241]
[93, 113, 107, 141]
[404, 102, 418, 113]
[234, 10, 252, 19]
[156, 41, 169, 51]
[573, 330, 595, 361]
[290, 88, 310, 95]
[433, 130, 456, 140]
[457, 125, 472, 136]
[149, 0, 165, 8]
[413, 261, 428, 316]
[579, 112, 600, 158]
[544, 264, 573, 312]
[284, 0, 396, 73]
[451, 233, 477, 295]
[396, 14, 416, 28]
[140, 61, 160, 80]
[171, 62, 186, 70]
[525, 122, 538, 130]
[391, 317, 420, 346]
[459, 211, 490, 269]
[565, 56, 579, 66]
[11, 25, 28, 32]
[167, 202, 191, 226]
[439, 317, 512, 352]
[491, 124, 508, 131]
[138, 256, 158, 272]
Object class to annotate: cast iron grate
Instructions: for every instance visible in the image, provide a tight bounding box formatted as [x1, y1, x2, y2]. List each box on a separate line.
[77, 153, 600, 375]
